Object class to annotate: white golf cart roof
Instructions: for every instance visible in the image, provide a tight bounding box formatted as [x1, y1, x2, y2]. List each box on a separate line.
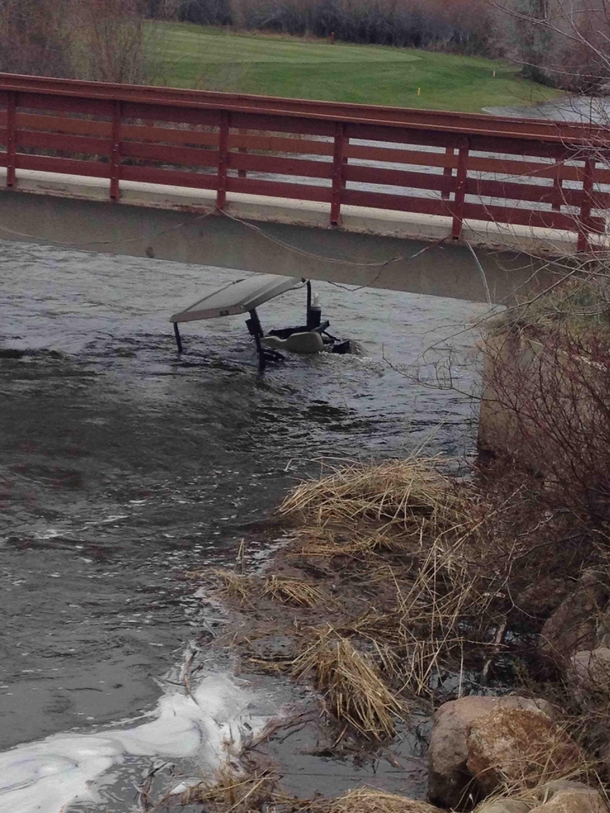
[170, 274, 305, 324]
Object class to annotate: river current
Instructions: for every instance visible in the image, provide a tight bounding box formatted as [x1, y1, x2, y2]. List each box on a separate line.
[0, 240, 488, 810]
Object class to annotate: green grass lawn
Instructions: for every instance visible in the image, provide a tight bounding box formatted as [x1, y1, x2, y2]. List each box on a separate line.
[150, 22, 562, 113]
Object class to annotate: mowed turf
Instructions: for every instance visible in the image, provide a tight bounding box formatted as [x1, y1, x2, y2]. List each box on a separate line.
[151, 22, 562, 113]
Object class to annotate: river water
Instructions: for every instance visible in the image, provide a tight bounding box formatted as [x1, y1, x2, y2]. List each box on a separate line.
[0, 240, 488, 810]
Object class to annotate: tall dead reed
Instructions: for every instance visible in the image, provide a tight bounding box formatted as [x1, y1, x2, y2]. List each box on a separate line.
[280, 458, 497, 701]
[292, 627, 406, 739]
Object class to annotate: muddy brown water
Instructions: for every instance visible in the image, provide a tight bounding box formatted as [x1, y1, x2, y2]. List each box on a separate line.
[0, 240, 488, 808]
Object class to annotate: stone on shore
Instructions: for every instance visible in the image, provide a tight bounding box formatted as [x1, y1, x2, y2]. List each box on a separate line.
[475, 801, 530, 813]
[539, 570, 609, 667]
[530, 780, 607, 812]
[516, 578, 569, 618]
[466, 707, 582, 796]
[474, 782, 607, 813]
[568, 647, 610, 704]
[428, 695, 555, 809]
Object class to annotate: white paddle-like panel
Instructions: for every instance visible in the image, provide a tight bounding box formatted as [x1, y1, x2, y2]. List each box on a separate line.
[171, 274, 305, 323]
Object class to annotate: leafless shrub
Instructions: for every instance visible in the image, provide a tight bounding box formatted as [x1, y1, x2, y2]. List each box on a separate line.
[480, 276, 610, 523]
[0, 0, 176, 82]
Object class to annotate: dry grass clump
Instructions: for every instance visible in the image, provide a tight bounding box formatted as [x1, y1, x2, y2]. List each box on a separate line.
[175, 773, 439, 813]
[280, 458, 471, 538]
[276, 458, 495, 702]
[189, 453, 610, 807]
[212, 570, 325, 608]
[176, 766, 281, 812]
[292, 627, 406, 739]
[338, 528, 494, 697]
[213, 569, 257, 604]
[262, 575, 325, 607]
[327, 787, 441, 813]
[297, 527, 411, 558]
[170, 765, 429, 813]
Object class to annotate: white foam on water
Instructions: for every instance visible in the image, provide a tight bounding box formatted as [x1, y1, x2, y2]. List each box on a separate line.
[0, 673, 266, 813]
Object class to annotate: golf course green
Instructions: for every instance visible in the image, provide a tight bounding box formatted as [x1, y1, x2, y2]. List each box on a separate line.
[151, 22, 562, 113]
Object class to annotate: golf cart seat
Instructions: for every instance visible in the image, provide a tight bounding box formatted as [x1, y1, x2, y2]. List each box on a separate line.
[261, 331, 324, 354]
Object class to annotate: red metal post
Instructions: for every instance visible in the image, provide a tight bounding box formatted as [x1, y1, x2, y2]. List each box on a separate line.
[551, 162, 563, 212]
[442, 147, 455, 201]
[238, 127, 247, 179]
[216, 110, 229, 210]
[110, 99, 121, 201]
[577, 155, 595, 252]
[6, 91, 16, 188]
[452, 138, 469, 239]
[330, 121, 346, 226]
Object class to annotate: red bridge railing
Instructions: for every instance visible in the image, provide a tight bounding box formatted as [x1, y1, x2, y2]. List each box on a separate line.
[0, 73, 608, 251]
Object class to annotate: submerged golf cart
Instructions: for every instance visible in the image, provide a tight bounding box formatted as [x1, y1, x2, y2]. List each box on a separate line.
[170, 274, 351, 370]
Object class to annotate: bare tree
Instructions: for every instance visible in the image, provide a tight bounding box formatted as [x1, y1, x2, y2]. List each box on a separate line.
[181, 0, 495, 54]
[493, 0, 610, 91]
[73, 0, 153, 84]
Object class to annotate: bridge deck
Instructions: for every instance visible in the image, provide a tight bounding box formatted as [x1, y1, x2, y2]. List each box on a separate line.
[0, 163, 566, 306]
[2, 165, 601, 259]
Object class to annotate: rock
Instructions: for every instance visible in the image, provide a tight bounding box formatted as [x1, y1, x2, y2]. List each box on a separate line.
[539, 570, 609, 667]
[568, 647, 610, 704]
[428, 695, 555, 809]
[530, 780, 607, 812]
[474, 783, 607, 813]
[534, 779, 602, 799]
[595, 613, 610, 647]
[532, 794, 605, 813]
[467, 708, 582, 797]
[475, 801, 531, 813]
[517, 579, 570, 617]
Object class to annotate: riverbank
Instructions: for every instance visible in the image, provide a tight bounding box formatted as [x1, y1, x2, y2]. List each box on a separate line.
[0, 244, 489, 810]
[150, 22, 562, 112]
[155, 452, 610, 811]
